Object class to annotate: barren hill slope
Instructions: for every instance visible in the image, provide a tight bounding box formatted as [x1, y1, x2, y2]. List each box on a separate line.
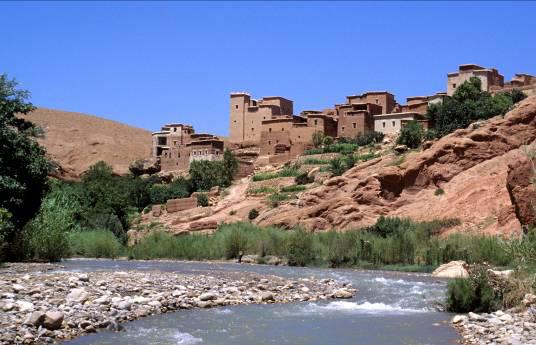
[24, 108, 152, 179]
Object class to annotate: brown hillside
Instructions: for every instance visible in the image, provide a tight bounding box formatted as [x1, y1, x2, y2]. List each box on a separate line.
[256, 96, 536, 236]
[23, 108, 152, 179]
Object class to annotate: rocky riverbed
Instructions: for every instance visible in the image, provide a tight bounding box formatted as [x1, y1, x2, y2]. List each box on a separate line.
[0, 262, 355, 344]
[452, 296, 536, 345]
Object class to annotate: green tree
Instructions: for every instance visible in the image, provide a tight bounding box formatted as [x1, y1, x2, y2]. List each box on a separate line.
[397, 121, 424, 149]
[427, 77, 526, 137]
[222, 149, 238, 185]
[0, 74, 50, 259]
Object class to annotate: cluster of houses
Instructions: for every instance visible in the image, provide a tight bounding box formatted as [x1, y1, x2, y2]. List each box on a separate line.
[152, 64, 536, 170]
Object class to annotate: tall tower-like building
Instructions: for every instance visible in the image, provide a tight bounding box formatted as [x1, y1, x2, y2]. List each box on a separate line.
[229, 93, 251, 143]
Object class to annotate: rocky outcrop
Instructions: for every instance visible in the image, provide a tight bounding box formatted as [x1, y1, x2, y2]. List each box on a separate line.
[129, 158, 161, 176]
[506, 152, 535, 227]
[258, 97, 536, 234]
[432, 261, 469, 278]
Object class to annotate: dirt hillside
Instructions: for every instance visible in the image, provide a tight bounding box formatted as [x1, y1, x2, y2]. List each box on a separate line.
[23, 108, 152, 179]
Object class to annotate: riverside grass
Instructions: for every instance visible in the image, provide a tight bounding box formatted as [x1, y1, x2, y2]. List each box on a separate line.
[70, 218, 515, 271]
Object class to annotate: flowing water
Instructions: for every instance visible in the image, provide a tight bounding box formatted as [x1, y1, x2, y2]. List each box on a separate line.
[59, 260, 459, 345]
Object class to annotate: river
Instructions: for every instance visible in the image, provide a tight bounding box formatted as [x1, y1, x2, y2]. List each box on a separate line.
[59, 260, 459, 345]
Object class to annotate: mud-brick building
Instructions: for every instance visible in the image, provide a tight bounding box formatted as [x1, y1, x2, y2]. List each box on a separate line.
[151, 124, 224, 171]
[447, 64, 505, 96]
[229, 93, 294, 144]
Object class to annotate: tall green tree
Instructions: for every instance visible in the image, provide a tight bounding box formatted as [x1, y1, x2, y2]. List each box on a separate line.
[0, 74, 50, 259]
[427, 77, 526, 137]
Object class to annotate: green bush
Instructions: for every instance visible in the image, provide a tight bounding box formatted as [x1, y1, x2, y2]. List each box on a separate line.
[353, 131, 385, 146]
[446, 266, 502, 313]
[223, 226, 249, 259]
[295, 172, 313, 185]
[434, 188, 445, 196]
[248, 209, 259, 220]
[280, 185, 306, 193]
[69, 230, 122, 258]
[428, 78, 527, 137]
[268, 193, 290, 208]
[287, 229, 314, 266]
[196, 193, 209, 207]
[24, 182, 79, 261]
[322, 136, 334, 146]
[252, 165, 300, 182]
[397, 121, 424, 149]
[302, 157, 331, 165]
[247, 186, 277, 195]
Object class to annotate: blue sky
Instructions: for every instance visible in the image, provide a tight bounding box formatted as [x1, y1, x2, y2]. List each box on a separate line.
[1, 1, 535, 136]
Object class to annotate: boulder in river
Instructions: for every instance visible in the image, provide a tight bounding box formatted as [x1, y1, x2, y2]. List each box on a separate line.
[431, 261, 469, 278]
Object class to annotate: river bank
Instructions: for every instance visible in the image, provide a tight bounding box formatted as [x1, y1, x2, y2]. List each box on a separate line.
[452, 306, 536, 345]
[0, 262, 354, 344]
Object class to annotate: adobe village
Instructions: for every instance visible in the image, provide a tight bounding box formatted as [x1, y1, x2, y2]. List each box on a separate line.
[1, 62, 536, 345]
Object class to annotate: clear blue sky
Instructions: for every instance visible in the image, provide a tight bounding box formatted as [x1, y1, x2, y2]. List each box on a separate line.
[1, 1, 535, 136]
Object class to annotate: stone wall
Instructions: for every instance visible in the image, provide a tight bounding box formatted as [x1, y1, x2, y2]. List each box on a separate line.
[166, 197, 198, 213]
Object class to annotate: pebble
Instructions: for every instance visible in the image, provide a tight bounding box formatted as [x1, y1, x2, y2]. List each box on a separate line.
[0, 262, 353, 344]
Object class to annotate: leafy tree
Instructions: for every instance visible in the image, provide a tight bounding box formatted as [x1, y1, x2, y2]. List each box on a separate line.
[312, 131, 324, 148]
[24, 181, 80, 261]
[427, 77, 526, 137]
[0, 74, 50, 259]
[353, 131, 384, 146]
[222, 149, 238, 185]
[397, 121, 424, 149]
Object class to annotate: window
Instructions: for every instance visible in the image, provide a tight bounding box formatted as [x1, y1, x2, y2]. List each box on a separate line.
[235, 105, 239, 109]
[375, 98, 379, 104]
[352, 123, 356, 129]
[276, 140, 279, 143]
[174, 128, 177, 132]
[282, 128, 284, 131]
[382, 121, 386, 128]
[392, 121, 396, 127]
[205, 150, 208, 155]
[251, 128, 254, 131]
[178, 153, 180, 158]
[269, 128, 272, 132]
[234, 120, 237, 123]
[173, 141, 177, 145]
[452, 83, 457, 89]
[342, 126, 345, 132]
[314, 119, 318, 126]
[268, 140, 271, 145]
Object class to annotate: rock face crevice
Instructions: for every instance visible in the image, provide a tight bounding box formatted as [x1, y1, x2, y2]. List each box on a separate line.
[258, 97, 536, 234]
[506, 151, 535, 228]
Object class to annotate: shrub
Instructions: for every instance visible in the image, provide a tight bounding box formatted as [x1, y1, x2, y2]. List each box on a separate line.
[229, 210, 237, 216]
[247, 186, 277, 195]
[268, 193, 290, 207]
[434, 188, 445, 196]
[428, 78, 526, 137]
[322, 136, 334, 146]
[302, 157, 330, 165]
[223, 227, 249, 259]
[295, 172, 313, 185]
[24, 183, 79, 261]
[252, 165, 300, 182]
[397, 121, 424, 149]
[248, 209, 259, 220]
[353, 131, 385, 146]
[69, 230, 122, 258]
[446, 266, 502, 313]
[196, 193, 209, 207]
[281, 185, 306, 193]
[287, 229, 314, 266]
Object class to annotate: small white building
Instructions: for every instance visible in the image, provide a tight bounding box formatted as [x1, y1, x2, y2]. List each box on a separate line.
[373, 112, 426, 134]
